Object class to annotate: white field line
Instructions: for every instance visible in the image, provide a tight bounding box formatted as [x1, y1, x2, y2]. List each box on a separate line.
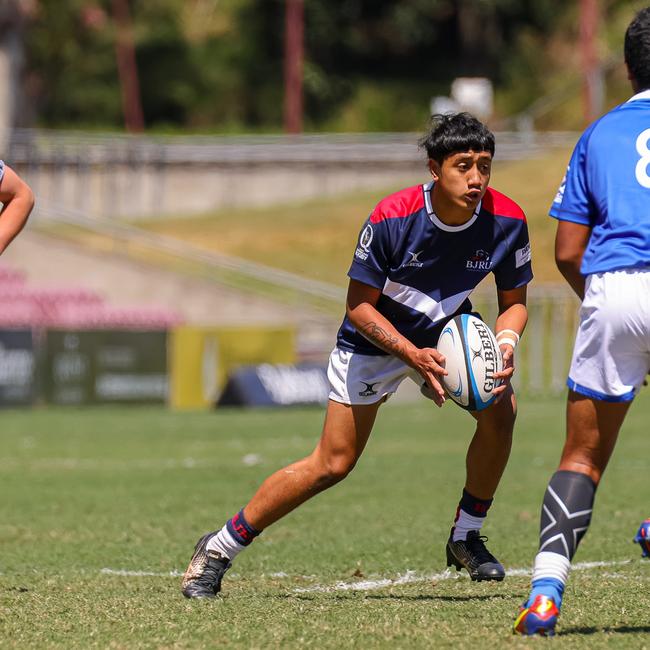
[98, 559, 633, 588]
[292, 560, 634, 593]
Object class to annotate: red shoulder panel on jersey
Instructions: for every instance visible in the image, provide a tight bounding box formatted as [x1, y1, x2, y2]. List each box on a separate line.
[370, 185, 424, 224]
[482, 187, 527, 222]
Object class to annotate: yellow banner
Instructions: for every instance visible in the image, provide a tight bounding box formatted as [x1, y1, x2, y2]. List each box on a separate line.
[169, 326, 296, 410]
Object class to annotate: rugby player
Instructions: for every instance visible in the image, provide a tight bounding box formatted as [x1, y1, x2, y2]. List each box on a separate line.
[514, 7, 650, 636]
[0, 161, 34, 253]
[182, 112, 532, 598]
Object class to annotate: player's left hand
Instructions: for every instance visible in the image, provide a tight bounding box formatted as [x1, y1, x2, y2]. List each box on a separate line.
[493, 343, 515, 402]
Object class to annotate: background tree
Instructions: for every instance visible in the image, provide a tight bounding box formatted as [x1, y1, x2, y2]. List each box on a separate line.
[22, 0, 644, 132]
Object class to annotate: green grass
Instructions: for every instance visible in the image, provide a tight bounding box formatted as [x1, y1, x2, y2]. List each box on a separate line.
[2, 392, 650, 648]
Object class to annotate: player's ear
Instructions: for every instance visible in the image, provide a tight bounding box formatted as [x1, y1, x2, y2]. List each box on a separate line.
[428, 159, 441, 181]
[625, 62, 639, 91]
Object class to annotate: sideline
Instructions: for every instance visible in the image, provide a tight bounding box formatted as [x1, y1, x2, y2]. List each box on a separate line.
[292, 559, 633, 593]
[98, 559, 634, 589]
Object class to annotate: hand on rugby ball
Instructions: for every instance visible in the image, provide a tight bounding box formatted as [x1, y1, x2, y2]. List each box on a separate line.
[411, 346, 448, 407]
[493, 343, 515, 402]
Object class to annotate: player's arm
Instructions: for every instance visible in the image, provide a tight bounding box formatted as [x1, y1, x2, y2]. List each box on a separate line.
[346, 278, 448, 406]
[0, 164, 35, 254]
[493, 285, 528, 394]
[555, 220, 591, 300]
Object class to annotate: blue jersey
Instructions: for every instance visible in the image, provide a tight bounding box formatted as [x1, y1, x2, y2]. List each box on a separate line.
[550, 90, 650, 275]
[337, 182, 533, 355]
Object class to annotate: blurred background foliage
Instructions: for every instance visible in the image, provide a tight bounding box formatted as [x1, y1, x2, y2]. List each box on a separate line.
[22, 0, 648, 132]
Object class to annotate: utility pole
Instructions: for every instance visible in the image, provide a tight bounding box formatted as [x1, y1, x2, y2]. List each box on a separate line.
[112, 0, 144, 133]
[580, 0, 603, 125]
[283, 0, 304, 134]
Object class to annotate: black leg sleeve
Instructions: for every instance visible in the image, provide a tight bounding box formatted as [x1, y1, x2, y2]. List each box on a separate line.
[538, 470, 596, 560]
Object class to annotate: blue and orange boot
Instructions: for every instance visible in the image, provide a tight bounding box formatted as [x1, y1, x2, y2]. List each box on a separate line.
[513, 594, 560, 636]
[634, 518, 650, 557]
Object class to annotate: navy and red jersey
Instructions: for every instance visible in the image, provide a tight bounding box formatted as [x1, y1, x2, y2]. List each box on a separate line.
[337, 181, 533, 355]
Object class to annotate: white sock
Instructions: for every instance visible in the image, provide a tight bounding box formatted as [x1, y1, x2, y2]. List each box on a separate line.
[453, 510, 485, 542]
[532, 551, 571, 584]
[206, 525, 246, 561]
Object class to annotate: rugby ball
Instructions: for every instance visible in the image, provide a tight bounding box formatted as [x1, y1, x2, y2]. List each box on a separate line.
[436, 314, 503, 411]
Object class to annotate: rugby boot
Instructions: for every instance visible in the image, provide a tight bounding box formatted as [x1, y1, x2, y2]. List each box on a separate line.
[181, 531, 231, 598]
[446, 529, 505, 581]
[513, 594, 560, 636]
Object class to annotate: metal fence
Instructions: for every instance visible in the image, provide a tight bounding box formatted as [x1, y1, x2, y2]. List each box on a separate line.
[6, 128, 579, 165]
[7, 127, 580, 219]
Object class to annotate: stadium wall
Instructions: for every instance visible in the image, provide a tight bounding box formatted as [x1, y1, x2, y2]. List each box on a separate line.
[8, 129, 574, 220]
[0, 325, 297, 409]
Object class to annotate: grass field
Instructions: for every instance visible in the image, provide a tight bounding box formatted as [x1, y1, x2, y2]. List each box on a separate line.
[2, 392, 650, 648]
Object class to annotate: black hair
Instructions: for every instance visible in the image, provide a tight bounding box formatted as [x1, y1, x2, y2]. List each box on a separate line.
[625, 7, 650, 91]
[418, 112, 495, 164]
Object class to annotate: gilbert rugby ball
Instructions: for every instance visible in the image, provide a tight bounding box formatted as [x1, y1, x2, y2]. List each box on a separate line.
[436, 314, 503, 411]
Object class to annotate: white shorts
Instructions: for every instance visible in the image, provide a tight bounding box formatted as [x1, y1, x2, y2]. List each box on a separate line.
[327, 347, 421, 405]
[568, 268, 650, 402]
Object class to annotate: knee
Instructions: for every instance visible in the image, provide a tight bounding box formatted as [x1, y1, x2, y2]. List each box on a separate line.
[559, 451, 604, 485]
[313, 452, 357, 489]
[481, 401, 516, 438]
[497, 405, 517, 434]
[500, 390, 517, 431]
[560, 436, 607, 486]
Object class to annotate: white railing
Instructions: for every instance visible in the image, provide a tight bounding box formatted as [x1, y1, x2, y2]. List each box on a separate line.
[11, 128, 580, 220]
[7, 128, 579, 165]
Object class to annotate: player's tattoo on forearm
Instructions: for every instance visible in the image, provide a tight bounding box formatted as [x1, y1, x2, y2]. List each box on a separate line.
[360, 321, 404, 355]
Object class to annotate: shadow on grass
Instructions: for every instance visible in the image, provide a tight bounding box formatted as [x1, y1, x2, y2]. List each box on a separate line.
[561, 625, 650, 636]
[365, 593, 517, 603]
[286, 593, 517, 603]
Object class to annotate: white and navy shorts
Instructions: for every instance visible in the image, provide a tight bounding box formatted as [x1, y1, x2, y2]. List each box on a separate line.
[567, 268, 650, 402]
[327, 347, 421, 405]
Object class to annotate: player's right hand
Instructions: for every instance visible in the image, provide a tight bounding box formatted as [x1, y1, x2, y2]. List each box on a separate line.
[411, 347, 447, 407]
[493, 343, 516, 403]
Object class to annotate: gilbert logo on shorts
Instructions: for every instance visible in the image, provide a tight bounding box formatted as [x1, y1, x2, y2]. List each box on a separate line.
[466, 249, 491, 271]
[359, 381, 379, 397]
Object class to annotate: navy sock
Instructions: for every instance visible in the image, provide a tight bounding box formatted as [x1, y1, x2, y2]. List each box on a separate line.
[452, 489, 493, 541]
[226, 509, 261, 546]
[458, 488, 493, 518]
